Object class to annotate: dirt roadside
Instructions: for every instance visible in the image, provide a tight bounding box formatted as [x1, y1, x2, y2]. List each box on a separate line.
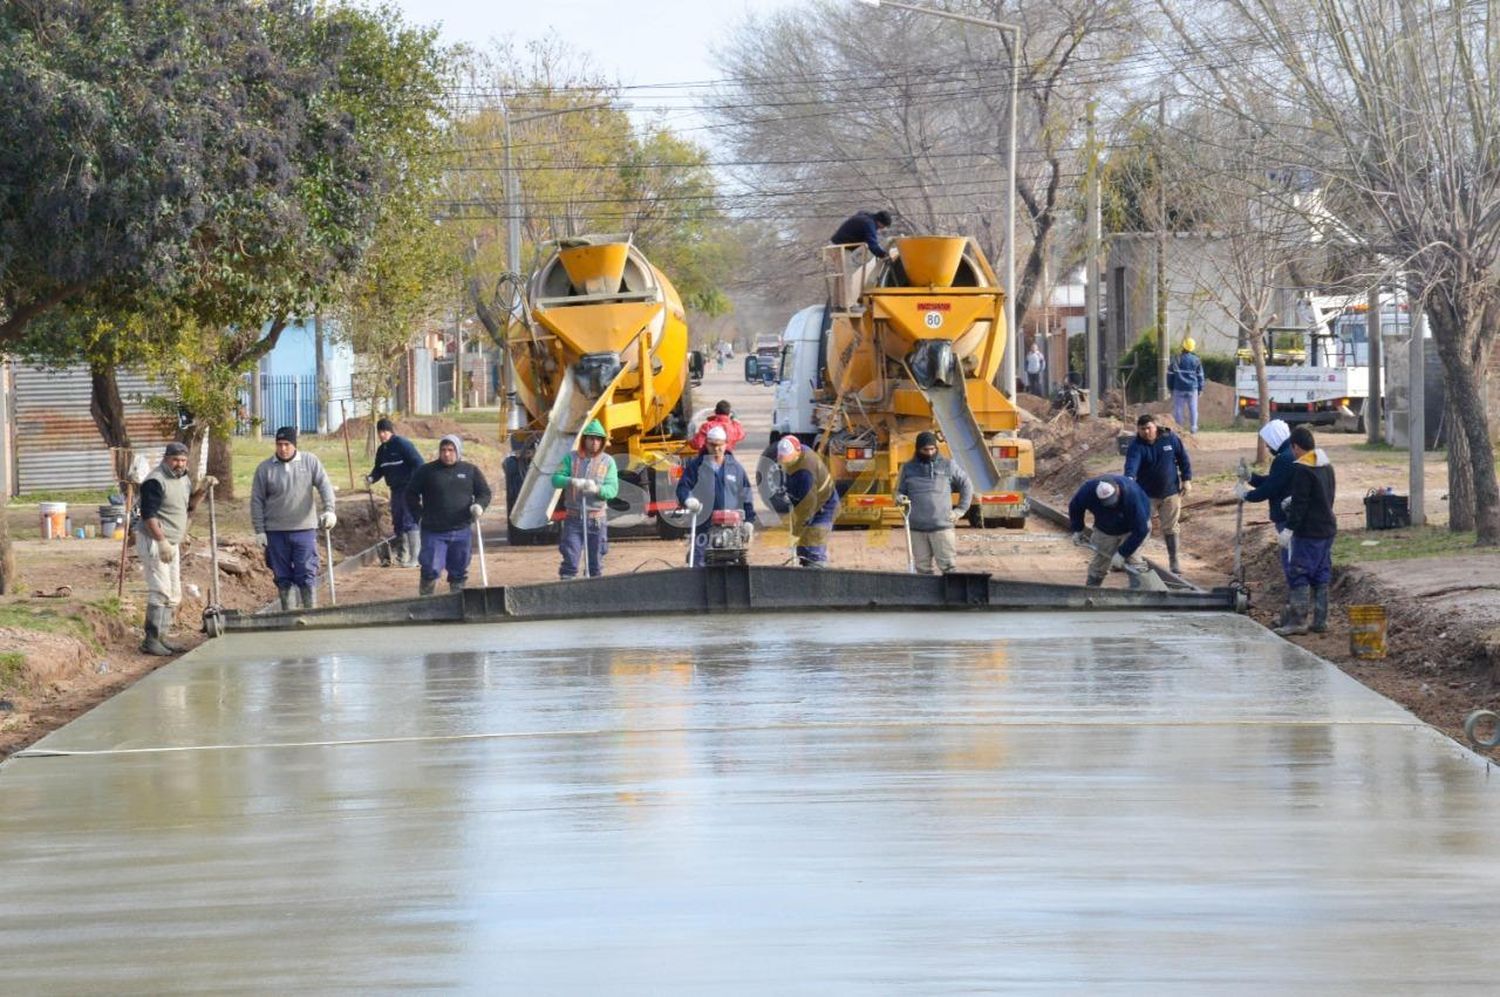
[4, 389, 1497, 762]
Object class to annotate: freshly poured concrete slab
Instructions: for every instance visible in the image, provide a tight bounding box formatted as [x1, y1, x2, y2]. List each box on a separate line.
[2, 612, 1496, 993]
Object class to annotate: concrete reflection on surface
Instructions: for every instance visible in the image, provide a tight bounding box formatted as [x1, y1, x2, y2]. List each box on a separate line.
[2, 612, 1497, 992]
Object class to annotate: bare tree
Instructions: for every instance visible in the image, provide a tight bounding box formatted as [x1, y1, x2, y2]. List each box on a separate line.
[1159, 0, 1500, 543]
[712, 0, 1140, 331]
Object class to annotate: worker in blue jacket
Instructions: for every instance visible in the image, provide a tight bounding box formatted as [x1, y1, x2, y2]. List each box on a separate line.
[1123, 413, 1193, 574]
[769, 435, 840, 567]
[1236, 419, 1295, 530]
[1167, 338, 1206, 433]
[676, 425, 757, 567]
[366, 417, 425, 567]
[1068, 474, 1157, 588]
[829, 210, 892, 259]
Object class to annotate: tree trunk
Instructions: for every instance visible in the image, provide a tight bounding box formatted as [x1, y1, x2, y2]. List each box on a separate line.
[0, 499, 15, 595]
[1447, 391, 1474, 530]
[89, 364, 133, 481]
[1428, 301, 1500, 544]
[1251, 326, 1271, 464]
[208, 429, 234, 501]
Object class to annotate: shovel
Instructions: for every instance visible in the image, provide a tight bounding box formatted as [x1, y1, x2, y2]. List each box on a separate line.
[324, 527, 337, 606]
[1233, 458, 1248, 588]
[474, 511, 489, 588]
[202, 482, 225, 637]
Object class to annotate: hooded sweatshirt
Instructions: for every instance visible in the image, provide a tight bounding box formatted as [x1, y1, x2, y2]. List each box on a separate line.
[896, 453, 974, 532]
[405, 434, 493, 532]
[1245, 421, 1296, 527]
[1286, 448, 1337, 539]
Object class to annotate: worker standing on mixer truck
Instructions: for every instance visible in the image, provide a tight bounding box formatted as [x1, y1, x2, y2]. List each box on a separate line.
[895, 431, 973, 574]
[551, 420, 619, 579]
[1122, 413, 1193, 575]
[1067, 475, 1156, 589]
[676, 425, 757, 567]
[829, 210, 893, 259]
[770, 436, 840, 567]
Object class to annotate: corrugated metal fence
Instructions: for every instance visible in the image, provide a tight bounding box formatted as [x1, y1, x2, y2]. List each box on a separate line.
[12, 365, 174, 495]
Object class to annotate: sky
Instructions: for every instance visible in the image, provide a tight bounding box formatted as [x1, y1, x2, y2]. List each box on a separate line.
[393, 0, 793, 98]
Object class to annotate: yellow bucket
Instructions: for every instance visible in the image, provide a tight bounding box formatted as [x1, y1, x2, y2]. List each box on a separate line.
[1348, 605, 1387, 660]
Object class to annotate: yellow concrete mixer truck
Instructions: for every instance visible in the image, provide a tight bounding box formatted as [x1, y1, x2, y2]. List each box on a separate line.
[768, 236, 1033, 528]
[502, 235, 699, 544]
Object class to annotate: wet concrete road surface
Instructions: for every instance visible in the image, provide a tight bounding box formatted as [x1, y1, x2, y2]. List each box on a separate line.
[4, 612, 1499, 992]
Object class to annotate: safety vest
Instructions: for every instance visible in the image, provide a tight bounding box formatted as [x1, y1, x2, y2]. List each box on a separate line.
[564, 451, 612, 520]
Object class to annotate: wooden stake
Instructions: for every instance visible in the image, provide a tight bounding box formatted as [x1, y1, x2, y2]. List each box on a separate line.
[116, 481, 132, 600]
[339, 399, 356, 492]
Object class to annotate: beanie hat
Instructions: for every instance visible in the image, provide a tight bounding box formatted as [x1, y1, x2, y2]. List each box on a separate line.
[164, 442, 189, 457]
[1259, 419, 1290, 451]
[376, 417, 394, 433]
[706, 425, 728, 444]
[915, 431, 938, 449]
[439, 434, 462, 458]
[275, 426, 297, 444]
[776, 436, 803, 463]
[1096, 479, 1119, 505]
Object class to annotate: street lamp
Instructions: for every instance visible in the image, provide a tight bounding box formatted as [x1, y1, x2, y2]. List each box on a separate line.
[856, 0, 1022, 398]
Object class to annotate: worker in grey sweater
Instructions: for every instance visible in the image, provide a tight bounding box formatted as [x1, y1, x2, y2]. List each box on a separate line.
[250, 426, 337, 610]
[895, 431, 973, 574]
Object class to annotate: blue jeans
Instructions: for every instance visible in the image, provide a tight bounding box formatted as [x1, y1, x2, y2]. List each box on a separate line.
[419, 526, 472, 583]
[1286, 535, 1333, 588]
[1172, 390, 1199, 432]
[558, 516, 607, 578]
[266, 529, 319, 588]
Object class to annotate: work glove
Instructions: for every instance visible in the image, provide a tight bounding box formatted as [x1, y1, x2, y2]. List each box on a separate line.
[364, 474, 375, 485]
[950, 510, 964, 525]
[1277, 529, 1293, 550]
[469, 503, 484, 521]
[1180, 480, 1192, 498]
[319, 511, 337, 530]
[683, 497, 703, 513]
[1235, 460, 1252, 483]
[1233, 481, 1250, 500]
[157, 539, 177, 564]
[254, 533, 269, 548]
[895, 494, 911, 509]
[1281, 495, 1293, 513]
[568, 477, 586, 491]
[1070, 531, 1090, 548]
[580, 479, 601, 496]
[201, 475, 219, 490]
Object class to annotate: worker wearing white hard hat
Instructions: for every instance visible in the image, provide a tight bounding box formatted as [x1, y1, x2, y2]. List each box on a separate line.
[1067, 474, 1160, 588]
[675, 424, 757, 567]
[769, 436, 839, 567]
[1168, 337, 1206, 433]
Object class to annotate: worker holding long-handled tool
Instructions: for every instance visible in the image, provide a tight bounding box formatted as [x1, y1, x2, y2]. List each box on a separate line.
[551, 420, 618, 579]
[250, 426, 337, 612]
[895, 431, 972, 575]
[1067, 474, 1159, 590]
[365, 418, 424, 568]
[405, 435, 492, 596]
[135, 442, 212, 655]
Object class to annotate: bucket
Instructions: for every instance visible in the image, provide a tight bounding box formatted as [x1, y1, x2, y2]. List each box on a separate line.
[39, 501, 67, 540]
[98, 504, 125, 531]
[1349, 605, 1388, 660]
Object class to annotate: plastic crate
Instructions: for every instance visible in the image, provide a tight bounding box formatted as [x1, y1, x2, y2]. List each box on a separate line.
[1363, 490, 1411, 530]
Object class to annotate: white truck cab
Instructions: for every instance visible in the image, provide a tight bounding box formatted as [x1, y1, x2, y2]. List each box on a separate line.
[770, 304, 826, 443]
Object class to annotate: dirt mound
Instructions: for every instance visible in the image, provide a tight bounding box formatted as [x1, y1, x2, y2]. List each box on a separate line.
[339, 416, 486, 445]
[329, 492, 394, 556]
[1014, 392, 1051, 417]
[1021, 412, 1125, 494]
[0, 626, 98, 701]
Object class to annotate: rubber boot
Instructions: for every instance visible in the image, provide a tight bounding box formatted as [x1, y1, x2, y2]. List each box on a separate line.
[298, 584, 317, 611]
[1165, 534, 1181, 575]
[140, 607, 173, 656]
[1311, 585, 1330, 633]
[419, 576, 436, 597]
[155, 605, 182, 653]
[1275, 587, 1311, 636]
[1085, 573, 1106, 588]
[448, 579, 465, 594]
[278, 586, 295, 612]
[404, 530, 422, 568]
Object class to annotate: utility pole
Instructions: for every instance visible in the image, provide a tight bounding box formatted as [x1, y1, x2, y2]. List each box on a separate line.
[313, 314, 328, 435]
[1156, 95, 1169, 402]
[1366, 284, 1382, 444]
[1084, 100, 1101, 397]
[1409, 303, 1425, 525]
